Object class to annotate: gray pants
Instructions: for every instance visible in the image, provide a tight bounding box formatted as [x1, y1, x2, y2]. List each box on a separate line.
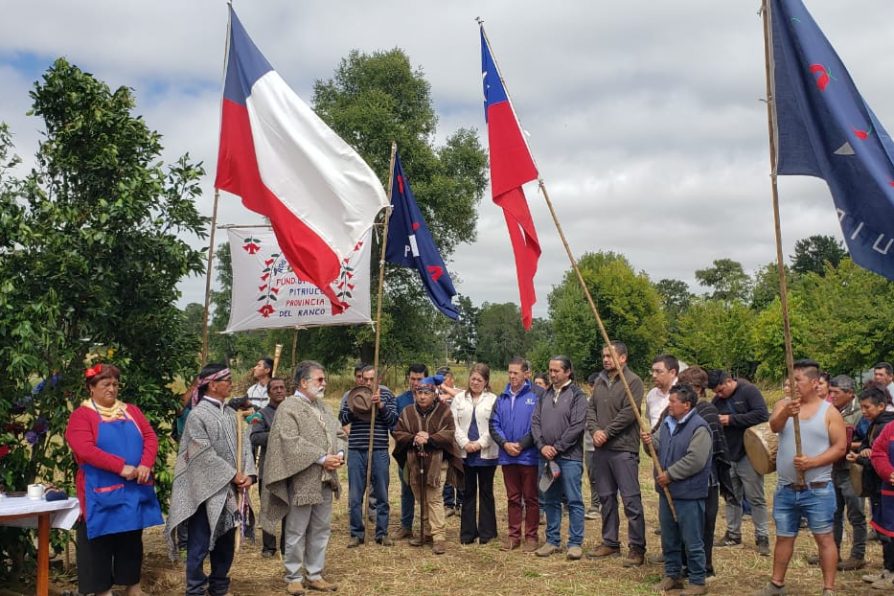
[594, 449, 646, 552]
[832, 468, 866, 560]
[283, 485, 333, 584]
[725, 456, 769, 541]
[586, 450, 599, 508]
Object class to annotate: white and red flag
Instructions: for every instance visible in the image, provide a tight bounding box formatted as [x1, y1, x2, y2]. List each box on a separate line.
[215, 8, 388, 313]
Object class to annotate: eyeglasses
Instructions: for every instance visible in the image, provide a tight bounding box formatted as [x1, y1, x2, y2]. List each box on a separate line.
[312, 377, 326, 383]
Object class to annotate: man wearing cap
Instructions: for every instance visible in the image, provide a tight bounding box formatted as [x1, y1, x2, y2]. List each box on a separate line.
[817, 375, 867, 571]
[393, 377, 464, 555]
[392, 363, 428, 540]
[339, 365, 397, 547]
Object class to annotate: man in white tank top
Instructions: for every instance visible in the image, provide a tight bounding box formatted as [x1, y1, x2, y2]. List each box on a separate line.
[753, 360, 846, 596]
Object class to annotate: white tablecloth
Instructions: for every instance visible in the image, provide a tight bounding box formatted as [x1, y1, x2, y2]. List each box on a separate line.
[0, 496, 80, 530]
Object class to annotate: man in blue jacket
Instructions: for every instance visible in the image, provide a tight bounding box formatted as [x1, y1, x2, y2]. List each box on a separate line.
[490, 357, 544, 552]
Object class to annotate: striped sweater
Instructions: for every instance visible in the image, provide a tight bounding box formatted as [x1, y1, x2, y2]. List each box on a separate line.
[339, 386, 398, 450]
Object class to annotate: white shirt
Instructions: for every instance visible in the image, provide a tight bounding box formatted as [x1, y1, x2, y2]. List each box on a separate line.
[645, 379, 677, 429]
[247, 382, 269, 409]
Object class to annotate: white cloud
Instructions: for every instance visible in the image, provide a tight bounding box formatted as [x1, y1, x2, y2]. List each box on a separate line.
[2, 0, 892, 318]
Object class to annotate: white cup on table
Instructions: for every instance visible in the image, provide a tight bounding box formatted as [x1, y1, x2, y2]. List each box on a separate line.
[27, 483, 45, 500]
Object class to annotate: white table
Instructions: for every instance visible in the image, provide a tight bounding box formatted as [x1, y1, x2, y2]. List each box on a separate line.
[0, 496, 80, 596]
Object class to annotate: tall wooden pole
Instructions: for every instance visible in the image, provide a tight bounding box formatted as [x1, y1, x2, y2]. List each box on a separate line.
[479, 22, 677, 517]
[200, 190, 221, 367]
[362, 142, 396, 544]
[761, 0, 803, 484]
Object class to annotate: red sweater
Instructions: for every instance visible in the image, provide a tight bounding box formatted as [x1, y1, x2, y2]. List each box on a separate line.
[64, 404, 159, 521]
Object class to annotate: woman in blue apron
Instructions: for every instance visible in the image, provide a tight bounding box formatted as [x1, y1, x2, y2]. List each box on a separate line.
[65, 363, 163, 596]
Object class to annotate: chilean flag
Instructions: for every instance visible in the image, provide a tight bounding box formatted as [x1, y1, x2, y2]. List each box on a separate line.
[480, 26, 541, 330]
[385, 152, 459, 319]
[215, 8, 388, 313]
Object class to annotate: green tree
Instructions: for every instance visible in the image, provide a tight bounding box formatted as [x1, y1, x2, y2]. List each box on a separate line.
[750, 261, 793, 312]
[671, 299, 756, 376]
[450, 294, 480, 365]
[791, 234, 847, 276]
[695, 258, 752, 303]
[475, 302, 528, 369]
[548, 252, 667, 376]
[0, 60, 206, 579]
[311, 48, 487, 366]
[751, 295, 810, 382]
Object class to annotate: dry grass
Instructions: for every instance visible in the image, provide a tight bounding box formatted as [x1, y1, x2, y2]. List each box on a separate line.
[42, 388, 884, 596]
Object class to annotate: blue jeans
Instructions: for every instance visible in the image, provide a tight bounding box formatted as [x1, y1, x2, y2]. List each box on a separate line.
[186, 503, 235, 596]
[660, 496, 706, 585]
[443, 482, 463, 509]
[348, 448, 390, 540]
[773, 481, 836, 537]
[542, 458, 585, 547]
[399, 474, 415, 531]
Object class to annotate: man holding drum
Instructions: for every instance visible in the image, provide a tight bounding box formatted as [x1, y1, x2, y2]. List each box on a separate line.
[708, 370, 770, 556]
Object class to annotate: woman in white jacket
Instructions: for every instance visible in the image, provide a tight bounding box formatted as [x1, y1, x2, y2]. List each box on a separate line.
[452, 363, 499, 544]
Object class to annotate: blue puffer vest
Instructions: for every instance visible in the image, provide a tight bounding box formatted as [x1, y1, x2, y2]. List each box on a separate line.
[657, 411, 711, 500]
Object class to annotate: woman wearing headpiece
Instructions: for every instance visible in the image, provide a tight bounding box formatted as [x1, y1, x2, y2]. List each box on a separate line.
[165, 363, 257, 596]
[65, 363, 164, 596]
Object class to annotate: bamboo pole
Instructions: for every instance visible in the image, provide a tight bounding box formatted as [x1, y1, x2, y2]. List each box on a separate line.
[361, 142, 396, 544]
[271, 343, 283, 378]
[291, 328, 299, 370]
[479, 22, 677, 518]
[761, 0, 803, 485]
[200, 190, 221, 367]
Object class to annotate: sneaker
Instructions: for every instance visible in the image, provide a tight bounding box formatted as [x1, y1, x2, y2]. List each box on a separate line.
[587, 544, 621, 558]
[714, 533, 741, 547]
[500, 538, 520, 551]
[432, 541, 447, 555]
[393, 527, 413, 540]
[346, 536, 363, 548]
[656, 576, 685, 592]
[286, 581, 306, 595]
[870, 571, 894, 590]
[566, 545, 583, 560]
[375, 536, 393, 546]
[304, 578, 337, 592]
[752, 581, 786, 596]
[585, 507, 600, 520]
[522, 539, 539, 553]
[622, 550, 645, 568]
[680, 583, 708, 596]
[535, 543, 560, 557]
[756, 537, 770, 557]
[863, 570, 893, 584]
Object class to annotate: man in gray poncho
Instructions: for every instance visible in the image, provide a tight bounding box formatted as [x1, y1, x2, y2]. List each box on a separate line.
[262, 361, 345, 595]
[165, 363, 257, 596]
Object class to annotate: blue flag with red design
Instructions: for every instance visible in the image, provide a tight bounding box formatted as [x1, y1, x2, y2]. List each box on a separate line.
[772, 0, 894, 278]
[385, 153, 459, 319]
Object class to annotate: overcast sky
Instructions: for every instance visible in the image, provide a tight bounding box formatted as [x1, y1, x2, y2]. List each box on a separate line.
[2, 1, 893, 319]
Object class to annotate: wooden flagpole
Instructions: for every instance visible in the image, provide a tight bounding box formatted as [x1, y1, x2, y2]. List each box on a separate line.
[361, 142, 396, 544]
[200, 189, 221, 367]
[761, 0, 803, 485]
[479, 21, 677, 518]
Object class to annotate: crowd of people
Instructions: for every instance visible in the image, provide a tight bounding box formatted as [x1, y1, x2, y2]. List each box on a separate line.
[61, 352, 894, 595]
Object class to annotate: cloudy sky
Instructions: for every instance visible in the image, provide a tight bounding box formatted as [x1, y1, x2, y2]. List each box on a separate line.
[2, 1, 892, 318]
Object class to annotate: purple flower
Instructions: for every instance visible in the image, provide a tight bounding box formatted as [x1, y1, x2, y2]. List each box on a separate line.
[25, 431, 38, 445]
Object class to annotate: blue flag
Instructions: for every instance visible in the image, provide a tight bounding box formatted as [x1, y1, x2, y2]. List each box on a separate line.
[385, 153, 459, 319]
[771, 0, 894, 278]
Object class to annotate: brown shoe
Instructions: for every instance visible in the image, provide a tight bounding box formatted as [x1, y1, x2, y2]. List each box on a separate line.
[680, 583, 708, 595]
[656, 576, 685, 592]
[587, 544, 621, 558]
[432, 541, 446, 555]
[393, 527, 413, 540]
[287, 581, 306, 595]
[500, 538, 521, 551]
[622, 550, 645, 567]
[522, 539, 539, 553]
[305, 578, 338, 592]
[837, 558, 865, 571]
